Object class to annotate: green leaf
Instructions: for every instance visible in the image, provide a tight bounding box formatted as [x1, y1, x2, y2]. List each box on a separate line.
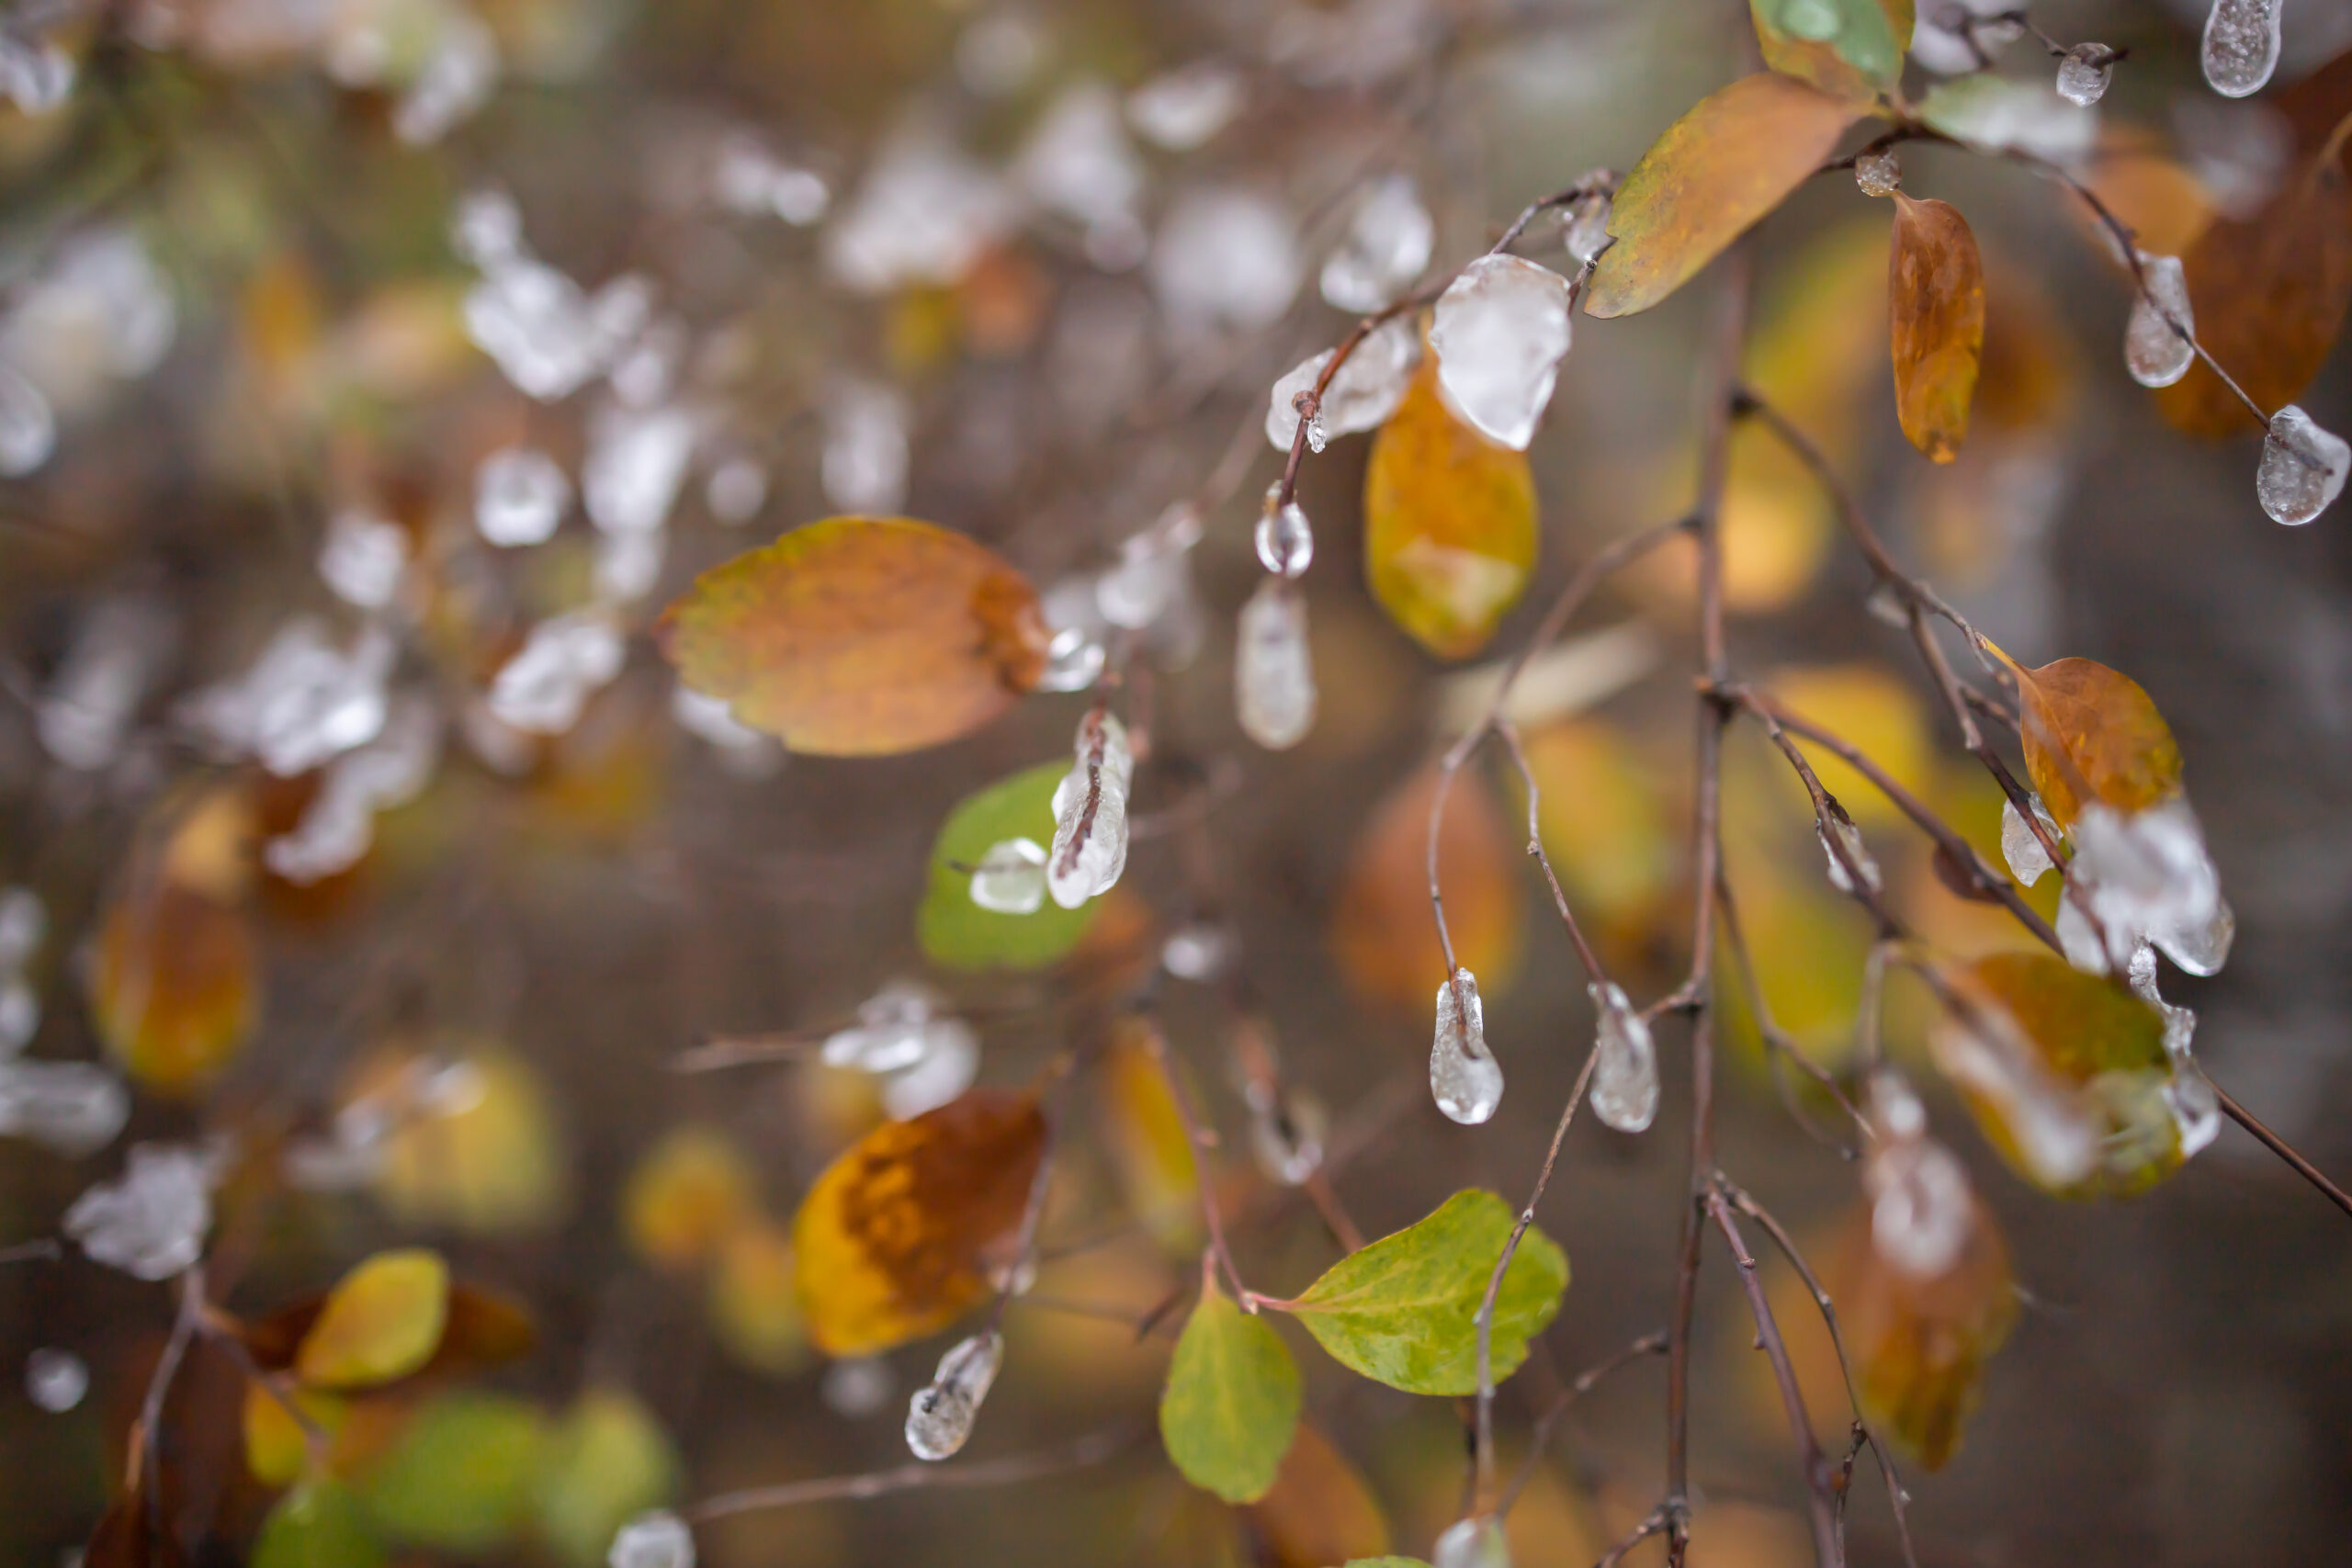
[917, 761, 1098, 972]
[252, 1482, 385, 1568]
[1159, 1275, 1302, 1504]
[1752, 0, 1907, 97]
[533, 1389, 682, 1568]
[1287, 1190, 1567, 1396]
[359, 1392, 547, 1553]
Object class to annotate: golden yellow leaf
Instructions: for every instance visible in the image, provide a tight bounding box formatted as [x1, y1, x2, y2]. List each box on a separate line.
[1521, 719, 1677, 929]
[296, 1250, 452, 1390]
[1245, 1422, 1393, 1568]
[1762, 664, 1931, 829]
[791, 1087, 1046, 1357]
[1098, 1021, 1201, 1254]
[708, 1219, 811, 1376]
[370, 1047, 570, 1235]
[89, 878, 260, 1098]
[1363, 361, 1539, 660]
[622, 1126, 760, 1271]
[2078, 138, 2213, 263]
[1996, 652, 2183, 829]
[243, 1383, 348, 1487]
[1887, 193, 1985, 463]
[1971, 262, 2079, 438]
[1330, 763, 1521, 1012]
[1587, 73, 1871, 319]
[657, 516, 1051, 757]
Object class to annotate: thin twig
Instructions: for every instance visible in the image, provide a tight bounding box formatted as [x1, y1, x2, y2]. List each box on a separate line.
[2213, 1083, 2352, 1220]
[1500, 1330, 1668, 1517]
[684, 1424, 1136, 1523]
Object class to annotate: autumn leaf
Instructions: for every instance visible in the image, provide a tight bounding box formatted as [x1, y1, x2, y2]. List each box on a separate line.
[622, 1125, 759, 1270]
[1587, 73, 1870, 319]
[918, 760, 1099, 972]
[295, 1249, 452, 1390]
[1099, 1021, 1201, 1253]
[1159, 1274, 1302, 1504]
[708, 1219, 810, 1375]
[657, 516, 1051, 757]
[368, 1047, 569, 1235]
[2155, 130, 2352, 436]
[1751, 0, 1910, 102]
[244, 1383, 348, 1487]
[791, 1087, 1046, 1356]
[1995, 652, 2182, 829]
[251, 1480, 385, 1568]
[1522, 719, 1677, 930]
[1332, 763, 1521, 1012]
[1363, 361, 1539, 660]
[357, 1392, 548, 1553]
[1888, 193, 1985, 463]
[1284, 1190, 1566, 1396]
[532, 1388, 681, 1568]
[1246, 1423, 1395, 1568]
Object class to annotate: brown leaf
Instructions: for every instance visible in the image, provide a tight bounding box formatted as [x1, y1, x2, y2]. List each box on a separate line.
[1244, 1422, 1393, 1568]
[239, 1281, 534, 1380]
[1888, 193, 1985, 463]
[1330, 762, 1521, 1012]
[1587, 73, 1870, 319]
[791, 1087, 1046, 1356]
[85, 1495, 187, 1568]
[1996, 652, 2182, 829]
[657, 516, 1050, 757]
[2156, 126, 2352, 437]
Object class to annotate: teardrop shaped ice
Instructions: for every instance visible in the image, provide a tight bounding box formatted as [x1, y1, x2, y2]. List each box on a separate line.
[1428, 255, 1572, 451]
[1046, 711, 1134, 908]
[1433, 1517, 1511, 1568]
[1817, 807, 1882, 896]
[2000, 795, 2060, 886]
[1248, 1086, 1329, 1186]
[2124, 254, 2195, 389]
[2152, 893, 2234, 977]
[2257, 405, 2349, 525]
[1866, 1135, 1974, 1279]
[1235, 580, 1317, 750]
[1562, 193, 1612, 265]
[1430, 968, 1502, 1125]
[2201, 0, 2281, 98]
[970, 837, 1048, 914]
[905, 1330, 1003, 1461]
[2055, 43, 2115, 107]
[476, 446, 571, 546]
[1588, 982, 1657, 1134]
[1255, 485, 1314, 578]
[1853, 148, 1902, 199]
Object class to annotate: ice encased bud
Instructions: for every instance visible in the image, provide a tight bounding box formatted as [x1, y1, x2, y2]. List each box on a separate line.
[1235, 580, 1316, 750]
[1430, 968, 1502, 1125]
[2257, 405, 2349, 526]
[2000, 795, 2061, 886]
[1427, 255, 1572, 451]
[906, 1331, 1003, 1461]
[1262, 318, 1417, 453]
[1046, 711, 1134, 908]
[1817, 807, 1882, 896]
[1255, 486, 1314, 579]
[2124, 254, 2196, 389]
[62, 1143, 214, 1280]
[1588, 981, 1657, 1134]
[2056, 44, 2115, 107]
[1433, 1516, 1510, 1568]
[1853, 148, 1902, 198]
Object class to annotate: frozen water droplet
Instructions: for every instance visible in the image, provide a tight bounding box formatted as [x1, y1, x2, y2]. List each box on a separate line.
[1430, 968, 1503, 1125]
[821, 1354, 894, 1416]
[62, 1143, 214, 1279]
[0, 979, 37, 1056]
[2056, 43, 2116, 107]
[2257, 404, 2349, 525]
[1866, 1134, 1973, 1279]
[0, 365, 56, 476]
[2153, 893, 2233, 977]
[0, 887, 47, 974]
[1016, 82, 1144, 234]
[1161, 921, 1233, 982]
[906, 1331, 1002, 1461]
[0, 1060, 129, 1156]
[1589, 981, 1657, 1134]
[1429, 255, 1573, 451]
[265, 696, 442, 886]
[822, 131, 1014, 296]
[452, 188, 522, 268]
[1256, 486, 1314, 578]
[1125, 62, 1243, 152]
[609, 1510, 695, 1568]
[880, 1022, 978, 1120]
[970, 838, 1048, 915]
[1, 36, 75, 115]
[1047, 712, 1134, 908]
[1853, 148, 1902, 198]
[1098, 509, 1200, 632]
[1306, 412, 1328, 454]
[824, 980, 947, 1074]
[1818, 807, 1882, 896]
[821, 382, 910, 514]
[704, 458, 768, 525]
[1433, 1516, 1510, 1568]
[24, 1348, 86, 1412]
[1035, 626, 1107, 694]
[185, 619, 394, 777]
[1150, 186, 1301, 332]
[2000, 795, 2060, 886]
[476, 447, 571, 547]
[586, 403, 697, 536]
[2055, 887, 2110, 975]
[1563, 192, 1613, 265]
[463, 259, 608, 401]
[489, 613, 625, 736]
[318, 510, 408, 609]
[2124, 253, 2196, 389]
[1264, 320, 1418, 453]
[1320, 175, 1433, 313]
[2068, 799, 2224, 973]
[1249, 1087, 1329, 1185]
[2202, 0, 2281, 98]
[1235, 580, 1317, 750]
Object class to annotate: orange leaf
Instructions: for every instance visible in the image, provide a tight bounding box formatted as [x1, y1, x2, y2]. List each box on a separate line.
[1887, 193, 1985, 463]
[1997, 652, 2182, 828]
[2155, 128, 2352, 437]
[1098, 1020, 1200, 1254]
[1363, 361, 1539, 660]
[791, 1087, 1046, 1356]
[295, 1249, 451, 1390]
[657, 517, 1050, 757]
[622, 1125, 759, 1271]
[1330, 762, 1521, 1011]
[1586, 73, 1870, 319]
[1245, 1421, 1394, 1568]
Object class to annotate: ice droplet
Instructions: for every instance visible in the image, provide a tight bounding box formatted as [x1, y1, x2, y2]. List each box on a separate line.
[1430, 968, 1503, 1126]
[1098, 506, 1201, 632]
[711, 136, 831, 225]
[2257, 405, 2349, 525]
[0, 1060, 130, 1156]
[1817, 806, 1883, 896]
[1320, 175, 1434, 313]
[1428, 255, 1573, 451]
[824, 980, 952, 1074]
[906, 1331, 1002, 1461]
[0, 365, 56, 476]
[1562, 192, 1613, 265]
[2000, 795, 2061, 886]
[1433, 1515, 1510, 1568]
[970, 838, 1048, 915]
[1235, 579, 1317, 750]
[63, 1143, 214, 1280]
[1853, 148, 1902, 198]
[704, 457, 768, 525]
[185, 619, 394, 778]
[1866, 1133, 1974, 1280]
[1016, 81, 1144, 236]
[476, 447, 571, 547]
[24, 1348, 86, 1413]
[2153, 894, 2234, 977]
[0, 35, 74, 115]
[1161, 921, 1232, 981]
[822, 1355, 894, 1416]
[1588, 981, 1657, 1134]
[1149, 186, 1301, 333]
[1249, 1086, 1329, 1186]
[1255, 486, 1315, 578]
[2202, 0, 2281, 99]
[2126, 948, 2220, 1156]
[608, 1509, 695, 1568]
[2056, 43, 2116, 107]
[0, 887, 46, 974]
[265, 695, 441, 886]
[586, 403, 697, 536]
[318, 510, 409, 609]
[1264, 319, 1419, 453]
[488, 613, 625, 736]
[2067, 799, 2225, 974]
[2124, 253, 2196, 389]
[1125, 62, 1243, 151]
[821, 381, 910, 515]
[1047, 711, 1134, 908]
[2056, 889, 2110, 975]
[880, 1022, 978, 1119]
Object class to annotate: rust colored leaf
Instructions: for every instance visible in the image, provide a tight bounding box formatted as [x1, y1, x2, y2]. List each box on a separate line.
[1997, 652, 2183, 829]
[791, 1087, 1046, 1357]
[85, 1495, 187, 1568]
[1888, 193, 1985, 463]
[1363, 361, 1539, 660]
[1245, 1422, 1394, 1568]
[2155, 129, 2352, 437]
[657, 516, 1050, 757]
[1330, 763, 1521, 1012]
[1586, 73, 1870, 319]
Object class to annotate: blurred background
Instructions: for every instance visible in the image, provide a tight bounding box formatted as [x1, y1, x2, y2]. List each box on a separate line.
[4, 0, 2352, 1563]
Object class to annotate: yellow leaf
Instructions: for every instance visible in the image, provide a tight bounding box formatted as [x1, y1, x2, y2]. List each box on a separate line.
[296, 1250, 451, 1390]
[1098, 1021, 1201, 1254]
[1521, 719, 1677, 928]
[1996, 652, 2183, 829]
[1363, 362, 1539, 660]
[622, 1126, 759, 1271]
[791, 1087, 1046, 1357]
[1331, 763, 1521, 1012]
[1587, 73, 1871, 319]
[1761, 664, 1931, 829]
[707, 1219, 810, 1376]
[657, 516, 1050, 756]
[1888, 193, 1985, 463]
[243, 1383, 348, 1487]
[370, 1047, 570, 1236]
